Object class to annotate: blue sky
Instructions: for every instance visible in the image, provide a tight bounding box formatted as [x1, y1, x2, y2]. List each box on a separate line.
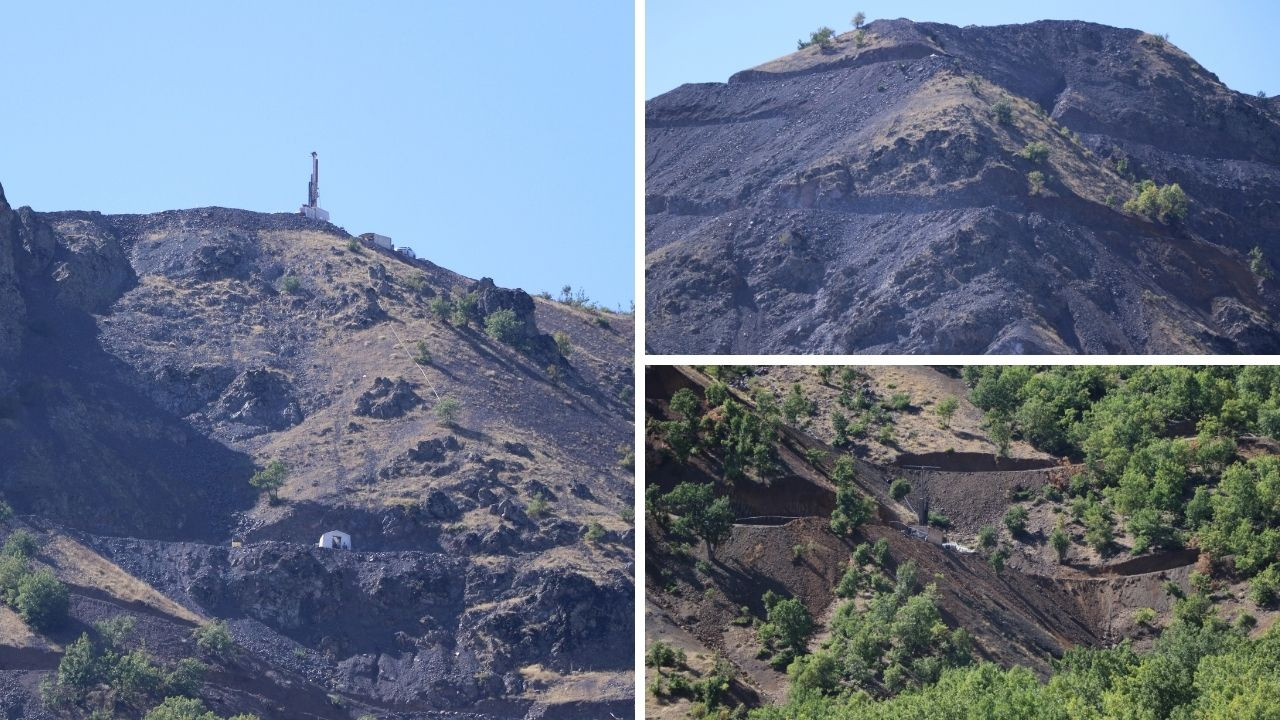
[647, 0, 1278, 99]
[0, 1, 633, 309]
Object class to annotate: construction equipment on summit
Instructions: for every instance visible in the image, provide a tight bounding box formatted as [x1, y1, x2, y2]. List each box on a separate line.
[300, 151, 330, 222]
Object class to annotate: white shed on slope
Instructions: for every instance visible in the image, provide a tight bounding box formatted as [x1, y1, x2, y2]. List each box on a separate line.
[318, 530, 351, 549]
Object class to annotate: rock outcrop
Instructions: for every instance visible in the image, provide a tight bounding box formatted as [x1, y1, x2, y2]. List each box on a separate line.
[353, 376, 423, 419]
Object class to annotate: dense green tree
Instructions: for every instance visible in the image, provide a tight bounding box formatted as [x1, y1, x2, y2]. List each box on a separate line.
[783, 383, 816, 426]
[661, 483, 735, 554]
[935, 396, 959, 428]
[662, 388, 701, 461]
[1124, 180, 1189, 223]
[984, 410, 1014, 457]
[15, 569, 68, 631]
[2, 529, 38, 559]
[830, 461, 875, 537]
[249, 460, 288, 502]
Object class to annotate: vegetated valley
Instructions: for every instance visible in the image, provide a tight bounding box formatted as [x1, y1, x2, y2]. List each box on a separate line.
[646, 18, 1280, 354]
[0, 181, 635, 719]
[645, 364, 1280, 718]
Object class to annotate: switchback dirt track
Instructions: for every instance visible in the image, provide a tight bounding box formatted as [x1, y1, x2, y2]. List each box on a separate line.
[646, 366, 1201, 702]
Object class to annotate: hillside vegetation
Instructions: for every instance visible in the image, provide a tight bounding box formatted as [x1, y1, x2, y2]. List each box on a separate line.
[644, 365, 1280, 720]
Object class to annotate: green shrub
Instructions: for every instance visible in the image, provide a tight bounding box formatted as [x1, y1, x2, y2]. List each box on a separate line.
[877, 424, 896, 445]
[1027, 170, 1047, 196]
[830, 459, 874, 536]
[434, 397, 461, 426]
[1249, 564, 1280, 606]
[413, 340, 431, 366]
[403, 273, 428, 293]
[645, 640, 685, 669]
[585, 522, 606, 543]
[193, 620, 234, 658]
[0, 556, 23, 605]
[554, 331, 573, 357]
[1003, 506, 1029, 535]
[852, 11, 866, 28]
[989, 547, 1008, 574]
[1083, 502, 1114, 555]
[982, 410, 1013, 457]
[15, 569, 68, 631]
[451, 293, 477, 327]
[249, 460, 288, 502]
[1249, 246, 1273, 279]
[890, 477, 911, 501]
[346, 239, 361, 253]
[873, 538, 890, 565]
[280, 275, 301, 294]
[2, 529, 38, 559]
[759, 596, 813, 655]
[887, 393, 911, 411]
[832, 410, 850, 446]
[992, 99, 1013, 124]
[1123, 179, 1188, 222]
[429, 296, 452, 322]
[935, 396, 959, 428]
[782, 383, 816, 426]
[1133, 607, 1157, 626]
[1049, 523, 1070, 562]
[95, 615, 137, 650]
[977, 524, 997, 549]
[144, 696, 254, 720]
[927, 511, 951, 529]
[836, 562, 863, 598]
[484, 308, 521, 345]
[526, 494, 549, 519]
[798, 26, 836, 50]
[1018, 141, 1050, 164]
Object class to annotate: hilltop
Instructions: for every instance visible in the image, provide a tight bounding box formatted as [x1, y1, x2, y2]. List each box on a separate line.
[0, 182, 634, 719]
[646, 19, 1280, 353]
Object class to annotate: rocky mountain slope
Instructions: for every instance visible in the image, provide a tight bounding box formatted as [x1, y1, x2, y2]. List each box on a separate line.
[643, 365, 1277, 717]
[646, 19, 1280, 353]
[0, 180, 634, 719]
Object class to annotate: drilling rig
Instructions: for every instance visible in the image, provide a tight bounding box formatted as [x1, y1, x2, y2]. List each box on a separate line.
[300, 151, 330, 222]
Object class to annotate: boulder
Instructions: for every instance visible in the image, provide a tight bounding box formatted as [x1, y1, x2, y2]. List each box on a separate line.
[354, 377, 422, 419]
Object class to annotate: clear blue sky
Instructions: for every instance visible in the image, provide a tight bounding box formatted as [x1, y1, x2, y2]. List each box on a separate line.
[647, 0, 1278, 100]
[0, 1, 633, 309]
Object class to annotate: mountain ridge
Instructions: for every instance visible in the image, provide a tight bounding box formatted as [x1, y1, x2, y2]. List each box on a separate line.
[645, 18, 1280, 354]
[0, 184, 634, 719]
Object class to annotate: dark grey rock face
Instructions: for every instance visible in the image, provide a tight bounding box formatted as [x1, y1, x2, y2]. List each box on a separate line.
[646, 19, 1280, 354]
[209, 367, 304, 436]
[354, 376, 423, 418]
